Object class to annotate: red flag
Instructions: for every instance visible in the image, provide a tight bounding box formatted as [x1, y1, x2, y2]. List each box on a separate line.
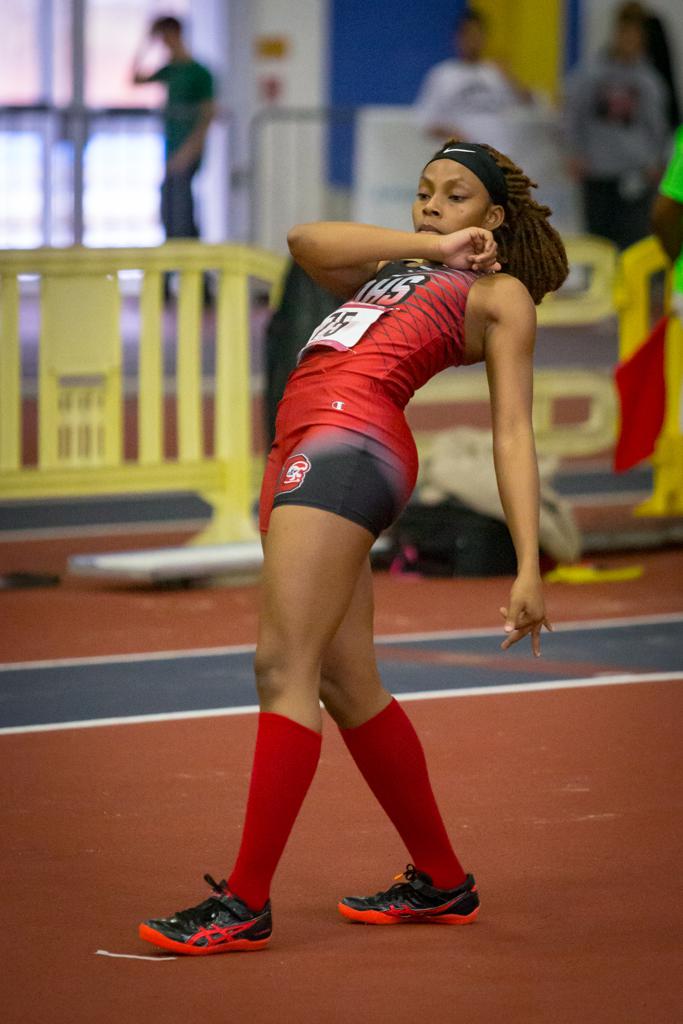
[613, 315, 667, 472]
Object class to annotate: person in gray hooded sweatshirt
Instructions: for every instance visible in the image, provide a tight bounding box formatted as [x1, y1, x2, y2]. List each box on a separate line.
[564, 2, 668, 250]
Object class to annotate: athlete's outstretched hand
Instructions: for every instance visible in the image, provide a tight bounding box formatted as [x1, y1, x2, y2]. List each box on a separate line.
[439, 227, 501, 274]
[499, 574, 552, 657]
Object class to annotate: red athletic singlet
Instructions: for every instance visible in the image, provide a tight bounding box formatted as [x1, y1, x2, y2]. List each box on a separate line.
[260, 261, 478, 532]
[291, 261, 477, 408]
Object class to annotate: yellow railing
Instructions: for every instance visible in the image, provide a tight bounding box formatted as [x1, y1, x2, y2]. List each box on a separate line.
[411, 368, 617, 461]
[537, 235, 619, 327]
[0, 242, 286, 543]
[615, 236, 683, 515]
[1, 234, 679, 536]
[414, 234, 682, 514]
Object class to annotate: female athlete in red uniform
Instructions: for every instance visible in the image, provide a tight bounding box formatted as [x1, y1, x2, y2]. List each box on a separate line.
[140, 139, 569, 954]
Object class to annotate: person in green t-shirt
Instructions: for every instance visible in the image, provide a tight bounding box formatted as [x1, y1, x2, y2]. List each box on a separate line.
[652, 125, 683, 318]
[132, 15, 215, 243]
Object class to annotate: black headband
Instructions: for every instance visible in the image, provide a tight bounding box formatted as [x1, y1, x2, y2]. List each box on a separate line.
[426, 143, 508, 206]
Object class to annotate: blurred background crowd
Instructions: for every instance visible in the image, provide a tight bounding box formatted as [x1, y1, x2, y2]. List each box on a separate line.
[0, 0, 680, 255]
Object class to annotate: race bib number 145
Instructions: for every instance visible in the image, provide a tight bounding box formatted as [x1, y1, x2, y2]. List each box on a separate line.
[299, 303, 386, 358]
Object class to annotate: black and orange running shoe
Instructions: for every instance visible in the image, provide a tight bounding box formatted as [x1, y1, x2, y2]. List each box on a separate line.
[139, 874, 271, 955]
[338, 864, 479, 925]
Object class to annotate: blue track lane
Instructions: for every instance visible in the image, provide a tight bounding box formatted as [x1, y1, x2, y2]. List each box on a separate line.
[0, 619, 681, 730]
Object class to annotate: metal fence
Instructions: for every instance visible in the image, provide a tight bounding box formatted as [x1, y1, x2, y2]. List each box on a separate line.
[247, 106, 357, 253]
[0, 103, 233, 248]
[1, 101, 584, 254]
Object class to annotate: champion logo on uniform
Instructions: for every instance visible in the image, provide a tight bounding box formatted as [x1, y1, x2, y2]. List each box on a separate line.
[331, 400, 345, 411]
[278, 453, 311, 493]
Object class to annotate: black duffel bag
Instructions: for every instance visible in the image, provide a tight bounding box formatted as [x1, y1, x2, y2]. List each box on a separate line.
[375, 498, 518, 577]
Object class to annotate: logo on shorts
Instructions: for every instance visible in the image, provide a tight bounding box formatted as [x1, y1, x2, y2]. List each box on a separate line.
[278, 452, 311, 493]
[331, 400, 345, 411]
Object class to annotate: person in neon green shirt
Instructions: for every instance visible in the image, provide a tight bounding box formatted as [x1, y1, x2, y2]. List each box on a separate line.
[132, 16, 215, 242]
[652, 125, 683, 317]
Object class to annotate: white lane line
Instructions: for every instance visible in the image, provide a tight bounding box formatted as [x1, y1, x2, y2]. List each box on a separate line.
[393, 670, 683, 702]
[1, 612, 681, 673]
[377, 611, 683, 644]
[95, 949, 176, 961]
[0, 643, 258, 672]
[1, 704, 261, 734]
[1, 672, 681, 736]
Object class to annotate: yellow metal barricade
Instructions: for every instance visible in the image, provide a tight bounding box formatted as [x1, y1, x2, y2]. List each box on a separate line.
[0, 242, 286, 543]
[4, 233, 678, 534]
[411, 368, 617, 461]
[615, 236, 683, 515]
[537, 235, 619, 327]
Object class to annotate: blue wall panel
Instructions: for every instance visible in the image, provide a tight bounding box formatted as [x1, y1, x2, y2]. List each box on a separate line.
[329, 0, 467, 185]
[564, 0, 582, 71]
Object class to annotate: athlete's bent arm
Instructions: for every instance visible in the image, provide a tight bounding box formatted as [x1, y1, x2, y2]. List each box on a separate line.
[287, 222, 500, 297]
[481, 275, 550, 655]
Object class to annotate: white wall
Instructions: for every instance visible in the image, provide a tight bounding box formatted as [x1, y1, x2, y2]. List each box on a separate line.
[250, 0, 327, 108]
[248, 0, 330, 249]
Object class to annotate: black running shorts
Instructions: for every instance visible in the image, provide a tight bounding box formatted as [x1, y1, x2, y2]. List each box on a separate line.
[260, 427, 416, 538]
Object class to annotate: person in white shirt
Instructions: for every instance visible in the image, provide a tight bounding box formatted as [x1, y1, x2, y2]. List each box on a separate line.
[414, 9, 532, 143]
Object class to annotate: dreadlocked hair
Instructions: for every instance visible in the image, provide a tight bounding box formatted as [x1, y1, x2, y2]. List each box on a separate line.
[444, 138, 569, 304]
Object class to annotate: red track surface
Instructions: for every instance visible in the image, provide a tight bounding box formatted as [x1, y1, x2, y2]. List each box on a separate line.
[1, 536, 682, 1023]
[1, 540, 682, 661]
[3, 683, 681, 1023]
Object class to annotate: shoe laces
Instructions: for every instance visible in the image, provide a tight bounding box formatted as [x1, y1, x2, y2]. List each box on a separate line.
[204, 873, 228, 895]
[367, 864, 422, 902]
[394, 864, 420, 883]
[170, 874, 231, 929]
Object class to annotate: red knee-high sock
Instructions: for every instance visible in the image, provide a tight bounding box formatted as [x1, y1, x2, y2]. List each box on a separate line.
[228, 712, 322, 910]
[340, 698, 466, 889]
